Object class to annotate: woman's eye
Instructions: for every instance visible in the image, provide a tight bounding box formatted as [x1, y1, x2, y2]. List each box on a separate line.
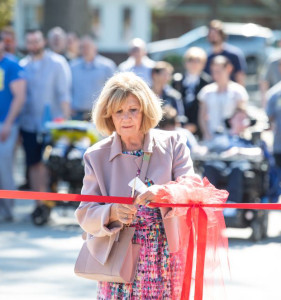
[130, 109, 137, 113]
[116, 110, 123, 114]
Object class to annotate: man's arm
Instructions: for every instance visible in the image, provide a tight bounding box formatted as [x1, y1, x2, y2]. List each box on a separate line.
[260, 59, 275, 108]
[61, 101, 71, 120]
[233, 48, 247, 86]
[0, 79, 26, 141]
[198, 101, 212, 140]
[266, 93, 276, 131]
[236, 83, 249, 108]
[235, 70, 246, 86]
[55, 62, 71, 120]
[260, 79, 269, 109]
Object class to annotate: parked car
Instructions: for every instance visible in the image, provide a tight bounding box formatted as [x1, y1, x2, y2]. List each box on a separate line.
[272, 29, 281, 47]
[148, 23, 276, 75]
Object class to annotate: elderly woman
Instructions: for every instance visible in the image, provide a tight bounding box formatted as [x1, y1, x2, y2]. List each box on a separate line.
[75, 72, 194, 299]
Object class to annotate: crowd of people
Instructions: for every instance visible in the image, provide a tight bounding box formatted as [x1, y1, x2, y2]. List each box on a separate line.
[0, 19, 280, 222]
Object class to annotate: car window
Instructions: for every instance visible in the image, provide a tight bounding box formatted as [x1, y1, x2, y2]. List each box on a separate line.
[187, 37, 211, 53]
[227, 35, 266, 46]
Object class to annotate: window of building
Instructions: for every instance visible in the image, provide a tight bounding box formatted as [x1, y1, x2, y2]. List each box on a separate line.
[23, 4, 43, 30]
[91, 7, 102, 39]
[121, 7, 133, 41]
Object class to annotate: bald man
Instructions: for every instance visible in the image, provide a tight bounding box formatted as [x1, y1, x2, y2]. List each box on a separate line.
[119, 38, 155, 85]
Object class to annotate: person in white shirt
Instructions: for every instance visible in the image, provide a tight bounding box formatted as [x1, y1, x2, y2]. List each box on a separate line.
[198, 55, 248, 140]
[119, 38, 155, 85]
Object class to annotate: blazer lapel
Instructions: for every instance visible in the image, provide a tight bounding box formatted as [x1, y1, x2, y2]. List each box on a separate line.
[109, 133, 122, 162]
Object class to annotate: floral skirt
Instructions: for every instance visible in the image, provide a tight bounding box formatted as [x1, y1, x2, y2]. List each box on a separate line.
[97, 207, 183, 300]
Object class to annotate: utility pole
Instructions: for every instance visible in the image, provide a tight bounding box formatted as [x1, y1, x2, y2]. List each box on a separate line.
[209, 0, 220, 20]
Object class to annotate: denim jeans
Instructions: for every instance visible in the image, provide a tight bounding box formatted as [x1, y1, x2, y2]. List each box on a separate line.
[204, 161, 246, 203]
[0, 123, 18, 218]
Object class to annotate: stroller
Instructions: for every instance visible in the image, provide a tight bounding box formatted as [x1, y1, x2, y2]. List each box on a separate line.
[192, 136, 271, 241]
[31, 120, 101, 225]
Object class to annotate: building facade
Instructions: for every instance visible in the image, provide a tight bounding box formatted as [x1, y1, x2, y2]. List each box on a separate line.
[152, 0, 281, 41]
[13, 0, 151, 59]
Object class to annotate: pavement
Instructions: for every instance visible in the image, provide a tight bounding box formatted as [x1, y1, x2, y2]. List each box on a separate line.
[0, 200, 96, 300]
[1, 201, 281, 300]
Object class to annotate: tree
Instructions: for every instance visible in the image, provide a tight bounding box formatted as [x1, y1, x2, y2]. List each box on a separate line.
[0, 0, 14, 29]
[43, 0, 91, 35]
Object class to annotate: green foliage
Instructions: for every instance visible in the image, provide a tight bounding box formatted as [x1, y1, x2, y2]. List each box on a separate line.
[0, 0, 14, 29]
[163, 54, 184, 73]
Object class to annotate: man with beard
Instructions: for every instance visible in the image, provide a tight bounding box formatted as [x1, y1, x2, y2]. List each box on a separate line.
[19, 29, 71, 199]
[204, 20, 247, 86]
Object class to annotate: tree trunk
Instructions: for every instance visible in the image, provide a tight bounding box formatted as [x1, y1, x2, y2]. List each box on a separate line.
[209, 0, 220, 20]
[43, 0, 90, 35]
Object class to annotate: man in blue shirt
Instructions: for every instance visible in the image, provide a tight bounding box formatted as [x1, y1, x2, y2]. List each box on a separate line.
[0, 33, 26, 221]
[19, 29, 71, 197]
[266, 81, 281, 168]
[204, 20, 247, 86]
[71, 36, 116, 121]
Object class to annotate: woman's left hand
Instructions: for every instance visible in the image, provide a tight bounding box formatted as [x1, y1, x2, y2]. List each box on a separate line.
[134, 185, 164, 206]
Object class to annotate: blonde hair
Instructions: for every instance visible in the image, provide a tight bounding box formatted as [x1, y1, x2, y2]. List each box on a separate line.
[93, 72, 163, 136]
[152, 61, 174, 75]
[184, 47, 207, 63]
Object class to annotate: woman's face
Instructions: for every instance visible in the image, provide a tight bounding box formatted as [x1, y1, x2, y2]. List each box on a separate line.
[185, 57, 205, 75]
[111, 94, 143, 138]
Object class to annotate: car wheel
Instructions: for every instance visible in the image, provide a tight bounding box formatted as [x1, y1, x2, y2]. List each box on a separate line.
[31, 205, 51, 226]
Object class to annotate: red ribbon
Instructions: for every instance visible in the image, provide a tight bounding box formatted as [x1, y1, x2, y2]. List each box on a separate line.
[178, 207, 207, 300]
[153, 202, 281, 210]
[1, 189, 281, 300]
[0, 189, 132, 204]
[1, 189, 280, 209]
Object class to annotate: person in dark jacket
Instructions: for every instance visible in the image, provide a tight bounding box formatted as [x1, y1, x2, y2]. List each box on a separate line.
[172, 47, 211, 138]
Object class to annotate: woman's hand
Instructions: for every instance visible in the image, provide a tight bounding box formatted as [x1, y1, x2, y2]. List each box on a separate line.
[134, 185, 164, 206]
[110, 203, 137, 224]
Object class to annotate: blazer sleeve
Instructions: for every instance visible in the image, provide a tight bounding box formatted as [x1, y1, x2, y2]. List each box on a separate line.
[172, 133, 194, 179]
[75, 152, 123, 237]
[163, 133, 195, 218]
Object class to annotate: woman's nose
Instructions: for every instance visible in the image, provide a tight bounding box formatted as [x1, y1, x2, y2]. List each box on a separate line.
[122, 111, 131, 119]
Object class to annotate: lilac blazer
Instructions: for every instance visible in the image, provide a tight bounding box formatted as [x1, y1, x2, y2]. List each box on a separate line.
[75, 129, 194, 263]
